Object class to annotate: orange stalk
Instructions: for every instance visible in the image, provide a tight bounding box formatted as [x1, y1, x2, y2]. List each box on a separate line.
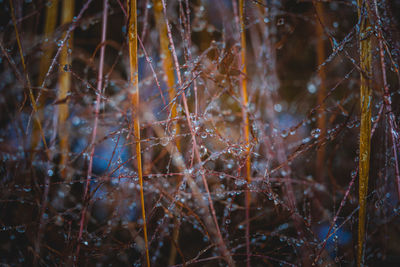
[154, 0, 180, 151]
[154, 1, 181, 264]
[9, 0, 49, 158]
[38, 0, 59, 86]
[160, 0, 234, 264]
[32, 0, 59, 153]
[128, 1, 150, 266]
[239, 0, 251, 185]
[238, 0, 251, 266]
[357, 0, 372, 266]
[58, 0, 74, 179]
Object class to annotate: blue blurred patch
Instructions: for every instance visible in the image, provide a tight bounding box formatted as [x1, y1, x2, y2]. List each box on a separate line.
[316, 223, 352, 250]
[72, 130, 130, 176]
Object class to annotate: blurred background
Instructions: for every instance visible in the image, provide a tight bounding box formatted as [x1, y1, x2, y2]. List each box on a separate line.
[0, 0, 399, 266]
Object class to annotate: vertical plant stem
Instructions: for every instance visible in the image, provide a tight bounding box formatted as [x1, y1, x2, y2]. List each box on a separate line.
[9, 0, 49, 158]
[143, 109, 221, 267]
[32, 0, 59, 153]
[34, 170, 51, 266]
[58, 0, 74, 179]
[357, 1, 372, 265]
[239, 0, 250, 184]
[9, 0, 52, 262]
[256, 2, 311, 265]
[39, 0, 93, 90]
[183, 0, 198, 119]
[75, 0, 108, 261]
[168, 219, 180, 266]
[141, 0, 150, 42]
[154, 0, 180, 151]
[238, 1, 251, 265]
[38, 0, 59, 86]
[315, 2, 327, 182]
[154, 1, 181, 263]
[160, 1, 234, 265]
[373, 0, 400, 201]
[128, 1, 150, 266]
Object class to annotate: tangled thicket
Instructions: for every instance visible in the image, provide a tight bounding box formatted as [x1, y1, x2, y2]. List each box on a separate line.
[1, 0, 400, 266]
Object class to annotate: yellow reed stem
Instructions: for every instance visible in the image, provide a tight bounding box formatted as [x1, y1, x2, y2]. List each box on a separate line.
[58, 0, 74, 179]
[239, 1, 251, 266]
[357, 1, 372, 266]
[32, 0, 59, 155]
[128, 1, 150, 266]
[239, 0, 251, 184]
[154, 0, 180, 151]
[154, 1, 181, 264]
[9, 0, 49, 157]
[39, 0, 59, 86]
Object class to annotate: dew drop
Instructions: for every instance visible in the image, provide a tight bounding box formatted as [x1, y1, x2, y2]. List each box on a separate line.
[160, 137, 169, 147]
[16, 225, 26, 233]
[274, 103, 282, 112]
[234, 179, 246, 187]
[311, 128, 321, 138]
[307, 83, 317, 94]
[63, 64, 71, 72]
[200, 145, 208, 157]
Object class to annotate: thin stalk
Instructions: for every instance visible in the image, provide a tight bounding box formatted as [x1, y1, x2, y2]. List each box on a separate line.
[33, 169, 51, 266]
[154, 1, 181, 263]
[238, 1, 251, 184]
[31, 0, 59, 154]
[76, 0, 108, 261]
[168, 217, 180, 266]
[315, 2, 327, 182]
[58, 0, 75, 179]
[357, 0, 372, 266]
[39, 0, 93, 90]
[10, 1, 52, 262]
[128, 1, 150, 266]
[143, 109, 226, 267]
[372, 0, 400, 201]
[137, 35, 166, 106]
[177, 0, 199, 166]
[160, 0, 234, 265]
[238, 1, 251, 265]
[154, 0, 180, 151]
[179, 0, 199, 118]
[255, 2, 312, 265]
[141, 0, 150, 42]
[9, 0, 49, 158]
[38, 0, 59, 86]
[184, 0, 198, 118]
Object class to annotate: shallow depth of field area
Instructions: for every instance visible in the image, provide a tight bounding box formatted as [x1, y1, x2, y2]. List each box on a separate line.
[1, 0, 400, 266]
